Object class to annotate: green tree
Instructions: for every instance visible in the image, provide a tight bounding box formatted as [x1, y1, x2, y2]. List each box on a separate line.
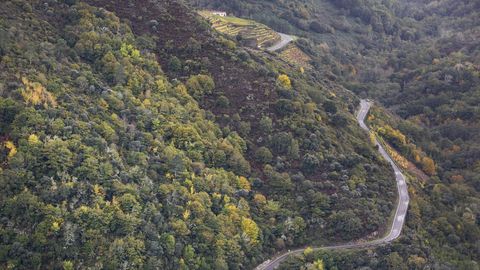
[162, 234, 176, 255]
[385, 252, 407, 270]
[329, 210, 362, 240]
[302, 154, 320, 173]
[106, 236, 145, 269]
[168, 56, 182, 71]
[42, 138, 73, 175]
[323, 100, 337, 114]
[255, 147, 273, 163]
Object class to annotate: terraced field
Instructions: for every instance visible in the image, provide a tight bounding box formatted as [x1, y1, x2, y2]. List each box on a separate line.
[199, 11, 280, 48]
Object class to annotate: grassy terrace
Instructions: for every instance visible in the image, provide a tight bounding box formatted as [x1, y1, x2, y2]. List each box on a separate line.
[198, 10, 280, 48]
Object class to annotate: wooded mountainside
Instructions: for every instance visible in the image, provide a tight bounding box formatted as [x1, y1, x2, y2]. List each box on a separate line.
[188, 0, 480, 268]
[0, 0, 478, 269]
[0, 0, 398, 269]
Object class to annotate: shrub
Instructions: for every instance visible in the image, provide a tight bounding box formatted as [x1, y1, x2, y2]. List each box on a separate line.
[275, 99, 296, 116]
[332, 114, 348, 127]
[323, 100, 337, 114]
[216, 95, 230, 108]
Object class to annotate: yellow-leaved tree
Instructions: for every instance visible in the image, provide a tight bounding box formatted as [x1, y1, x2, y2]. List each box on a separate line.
[421, 156, 436, 176]
[4, 141, 17, 158]
[238, 176, 251, 190]
[241, 217, 259, 245]
[277, 74, 292, 89]
[28, 134, 40, 144]
[20, 77, 57, 107]
[310, 259, 325, 270]
[304, 246, 314, 261]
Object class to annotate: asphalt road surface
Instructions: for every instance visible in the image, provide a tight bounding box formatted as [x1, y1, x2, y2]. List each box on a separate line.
[267, 33, 295, 52]
[255, 100, 410, 270]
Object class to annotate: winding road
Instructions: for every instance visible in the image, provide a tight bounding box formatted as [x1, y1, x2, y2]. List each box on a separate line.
[255, 100, 410, 270]
[267, 33, 295, 52]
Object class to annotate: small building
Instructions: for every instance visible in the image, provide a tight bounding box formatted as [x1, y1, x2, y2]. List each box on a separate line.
[212, 11, 227, 17]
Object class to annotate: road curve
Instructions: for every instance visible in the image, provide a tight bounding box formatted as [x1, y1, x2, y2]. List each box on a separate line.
[267, 33, 295, 52]
[255, 100, 410, 270]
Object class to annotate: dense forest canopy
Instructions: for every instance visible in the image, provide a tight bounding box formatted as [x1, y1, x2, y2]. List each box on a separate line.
[0, 0, 396, 269]
[0, 0, 479, 269]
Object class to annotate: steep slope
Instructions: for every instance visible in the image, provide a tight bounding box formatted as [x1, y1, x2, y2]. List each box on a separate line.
[257, 100, 410, 270]
[186, 0, 480, 269]
[362, 2, 480, 268]
[84, 0, 397, 248]
[0, 1, 260, 269]
[0, 0, 400, 269]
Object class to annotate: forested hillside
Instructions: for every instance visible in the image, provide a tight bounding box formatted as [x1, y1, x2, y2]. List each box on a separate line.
[0, 0, 403, 269]
[187, 0, 480, 268]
